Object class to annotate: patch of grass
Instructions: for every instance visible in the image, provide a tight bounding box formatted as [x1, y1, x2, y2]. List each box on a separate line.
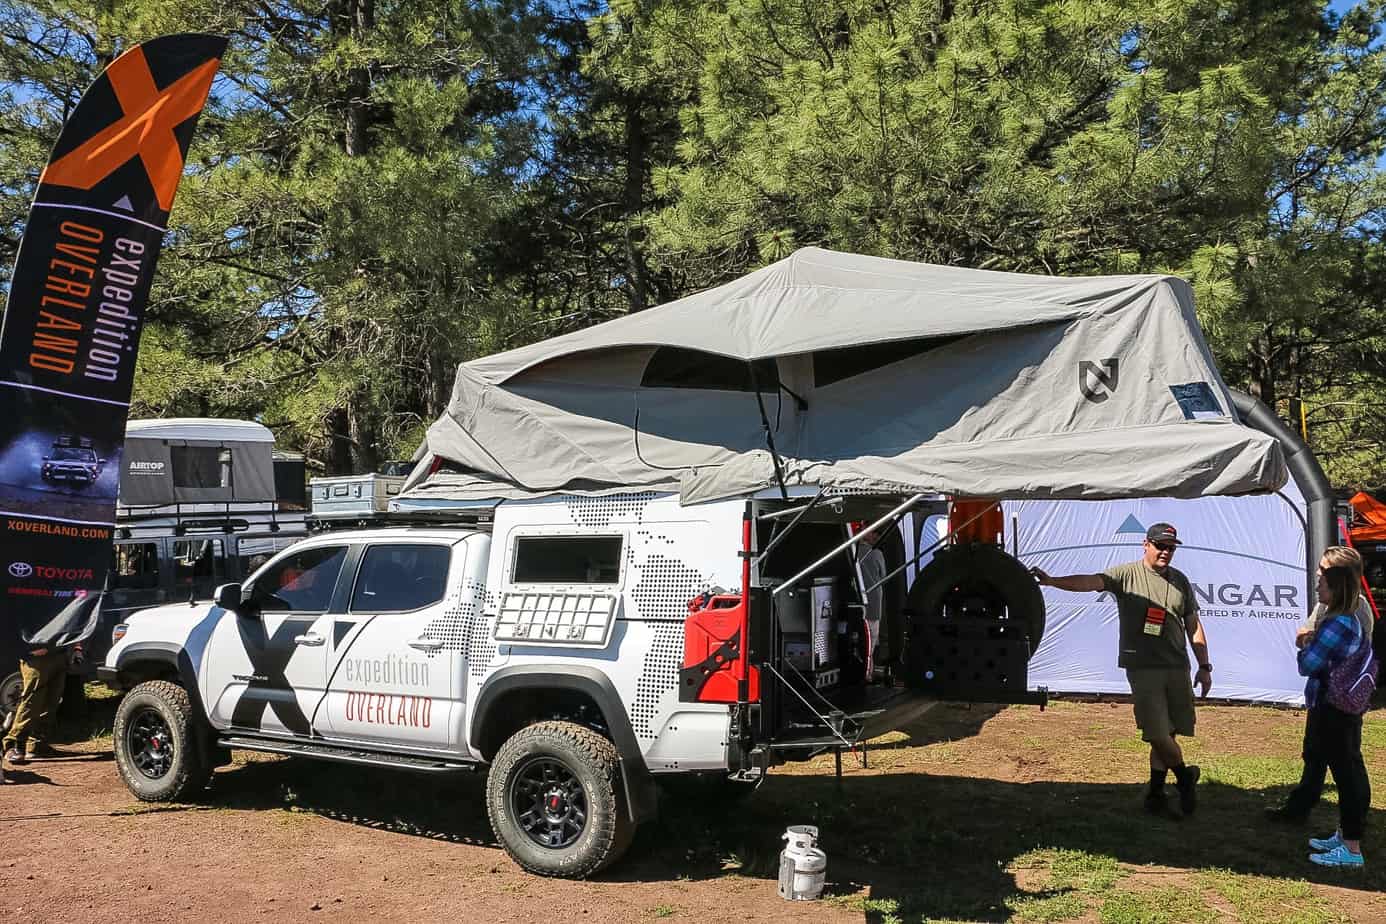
[1010, 892, 1087, 923]
[1014, 848, 1120, 894]
[649, 904, 678, 918]
[824, 893, 902, 923]
[1361, 715, 1386, 751]
[1006, 849, 1121, 922]
[1098, 886, 1215, 924]
[1112, 736, 1149, 754]
[1198, 754, 1301, 790]
[1196, 870, 1345, 924]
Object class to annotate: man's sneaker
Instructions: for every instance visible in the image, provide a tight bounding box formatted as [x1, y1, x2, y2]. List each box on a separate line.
[3, 748, 25, 766]
[1175, 765, 1200, 816]
[1309, 844, 1364, 868]
[1144, 790, 1179, 819]
[1310, 831, 1345, 853]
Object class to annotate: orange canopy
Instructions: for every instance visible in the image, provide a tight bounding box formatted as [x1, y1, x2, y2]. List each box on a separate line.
[1349, 492, 1386, 542]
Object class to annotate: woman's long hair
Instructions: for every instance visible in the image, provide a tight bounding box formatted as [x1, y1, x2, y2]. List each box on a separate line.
[1320, 546, 1364, 618]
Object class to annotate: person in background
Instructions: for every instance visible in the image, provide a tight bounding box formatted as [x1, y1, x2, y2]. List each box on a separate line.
[1267, 549, 1375, 828]
[854, 526, 888, 671]
[1030, 523, 1212, 818]
[1280, 546, 1373, 868]
[3, 639, 82, 770]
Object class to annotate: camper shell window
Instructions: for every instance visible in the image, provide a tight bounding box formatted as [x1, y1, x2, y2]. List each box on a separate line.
[512, 535, 623, 584]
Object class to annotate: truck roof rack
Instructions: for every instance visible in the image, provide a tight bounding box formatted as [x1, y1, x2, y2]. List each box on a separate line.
[306, 511, 492, 532]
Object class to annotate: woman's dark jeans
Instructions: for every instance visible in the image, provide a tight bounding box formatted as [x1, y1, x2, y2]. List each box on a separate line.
[1283, 703, 1371, 841]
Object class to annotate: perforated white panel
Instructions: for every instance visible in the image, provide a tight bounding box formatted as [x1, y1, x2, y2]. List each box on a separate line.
[566, 492, 657, 528]
[631, 622, 684, 740]
[469, 613, 498, 679]
[630, 553, 710, 621]
[421, 577, 486, 658]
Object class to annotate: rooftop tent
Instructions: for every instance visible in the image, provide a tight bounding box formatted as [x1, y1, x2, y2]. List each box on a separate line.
[404, 247, 1288, 504]
[120, 418, 278, 507]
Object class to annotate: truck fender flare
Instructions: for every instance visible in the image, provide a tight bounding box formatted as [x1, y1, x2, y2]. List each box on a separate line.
[471, 664, 658, 824]
[113, 643, 210, 729]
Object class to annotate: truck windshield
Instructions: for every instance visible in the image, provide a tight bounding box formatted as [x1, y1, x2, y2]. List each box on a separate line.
[52, 447, 94, 462]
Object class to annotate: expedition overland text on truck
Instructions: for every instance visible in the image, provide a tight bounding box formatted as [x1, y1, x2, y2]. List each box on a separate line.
[101, 490, 1048, 878]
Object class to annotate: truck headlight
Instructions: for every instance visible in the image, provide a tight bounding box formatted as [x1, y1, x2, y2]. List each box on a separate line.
[112, 624, 128, 644]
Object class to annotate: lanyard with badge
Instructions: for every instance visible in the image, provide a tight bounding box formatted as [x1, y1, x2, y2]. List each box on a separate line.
[1144, 573, 1175, 636]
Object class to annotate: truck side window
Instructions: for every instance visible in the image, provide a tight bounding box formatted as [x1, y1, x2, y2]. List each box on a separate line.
[349, 544, 451, 613]
[111, 542, 161, 590]
[250, 546, 347, 613]
[173, 539, 225, 601]
[512, 536, 623, 584]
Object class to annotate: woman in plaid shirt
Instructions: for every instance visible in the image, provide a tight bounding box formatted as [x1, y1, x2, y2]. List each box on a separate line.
[1282, 547, 1372, 868]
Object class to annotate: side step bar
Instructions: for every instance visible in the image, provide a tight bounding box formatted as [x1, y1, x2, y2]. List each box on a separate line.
[219, 735, 477, 774]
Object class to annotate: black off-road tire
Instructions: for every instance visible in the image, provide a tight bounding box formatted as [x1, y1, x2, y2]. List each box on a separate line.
[486, 720, 634, 878]
[113, 680, 211, 801]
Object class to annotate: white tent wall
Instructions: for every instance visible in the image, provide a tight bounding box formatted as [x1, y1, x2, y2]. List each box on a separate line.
[1002, 482, 1309, 704]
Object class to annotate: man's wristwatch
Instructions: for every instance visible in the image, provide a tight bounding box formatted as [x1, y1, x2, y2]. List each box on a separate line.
[1198, 663, 1212, 672]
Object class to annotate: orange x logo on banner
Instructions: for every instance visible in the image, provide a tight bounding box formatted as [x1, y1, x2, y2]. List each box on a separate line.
[41, 45, 220, 212]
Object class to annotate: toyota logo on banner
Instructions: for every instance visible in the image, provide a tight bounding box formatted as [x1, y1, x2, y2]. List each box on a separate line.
[9, 561, 33, 578]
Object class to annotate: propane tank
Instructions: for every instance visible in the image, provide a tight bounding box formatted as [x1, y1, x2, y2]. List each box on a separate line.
[777, 825, 827, 901]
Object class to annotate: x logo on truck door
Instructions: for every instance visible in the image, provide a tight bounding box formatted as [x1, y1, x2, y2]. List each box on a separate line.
[229, 616, 313, 735]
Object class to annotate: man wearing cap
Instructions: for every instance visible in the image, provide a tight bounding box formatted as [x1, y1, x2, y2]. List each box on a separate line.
[1030, 523, 1213, 818]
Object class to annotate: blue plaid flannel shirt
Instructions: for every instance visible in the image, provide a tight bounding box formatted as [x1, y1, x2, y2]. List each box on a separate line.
[1297, 613, 1362, 709]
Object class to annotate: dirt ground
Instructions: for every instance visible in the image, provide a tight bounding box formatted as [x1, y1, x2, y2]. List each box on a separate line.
[4, 693, 1386, 923]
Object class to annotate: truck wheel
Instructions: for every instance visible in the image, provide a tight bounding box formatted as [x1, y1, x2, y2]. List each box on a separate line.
[486, 720, 634, 878]
[0, 670, 21, 735]
[113, 680, 211, 801]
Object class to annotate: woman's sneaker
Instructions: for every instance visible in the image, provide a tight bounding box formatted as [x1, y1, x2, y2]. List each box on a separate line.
[1309, 844, 1364, 868]
[1309, 831, 1344, 853]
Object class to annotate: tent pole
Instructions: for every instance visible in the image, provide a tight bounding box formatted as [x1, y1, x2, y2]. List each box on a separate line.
[747, 362, 789, 500]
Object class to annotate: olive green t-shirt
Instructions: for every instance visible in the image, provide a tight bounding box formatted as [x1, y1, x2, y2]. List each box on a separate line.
[1101, 562, 1200, 669]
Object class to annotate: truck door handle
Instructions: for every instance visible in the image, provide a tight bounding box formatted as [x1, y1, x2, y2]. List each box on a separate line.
[408, 637, 443, 651]
[294, 633, 325, 647]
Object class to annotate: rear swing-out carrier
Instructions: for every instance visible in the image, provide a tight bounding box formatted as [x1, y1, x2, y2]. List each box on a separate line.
[676, 489, 1050, 781]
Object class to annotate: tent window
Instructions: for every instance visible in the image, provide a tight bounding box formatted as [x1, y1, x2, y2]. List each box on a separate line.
[812, 334, 970, 387]
[641, 347, 778, 392]
[171, 446, 232, 489]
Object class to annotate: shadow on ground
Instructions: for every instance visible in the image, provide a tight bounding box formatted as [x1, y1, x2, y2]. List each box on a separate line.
[54, 690, 1383, 921]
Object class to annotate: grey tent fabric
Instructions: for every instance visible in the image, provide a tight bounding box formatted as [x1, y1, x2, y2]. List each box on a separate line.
[404, 248, 1287, 503]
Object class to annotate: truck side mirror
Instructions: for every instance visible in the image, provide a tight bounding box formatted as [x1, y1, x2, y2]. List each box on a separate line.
[213, 583, 243, 611]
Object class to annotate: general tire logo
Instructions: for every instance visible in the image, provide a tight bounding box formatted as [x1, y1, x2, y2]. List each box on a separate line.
[8, 562, 33, 578]
[1079, 358, 1120, 403]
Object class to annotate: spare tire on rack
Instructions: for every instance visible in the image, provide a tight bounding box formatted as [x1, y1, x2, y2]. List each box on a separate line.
[904, 544, 1046, 697]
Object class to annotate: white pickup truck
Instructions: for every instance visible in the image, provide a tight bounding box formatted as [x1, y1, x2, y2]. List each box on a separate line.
[102, 490, 1045, 877]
